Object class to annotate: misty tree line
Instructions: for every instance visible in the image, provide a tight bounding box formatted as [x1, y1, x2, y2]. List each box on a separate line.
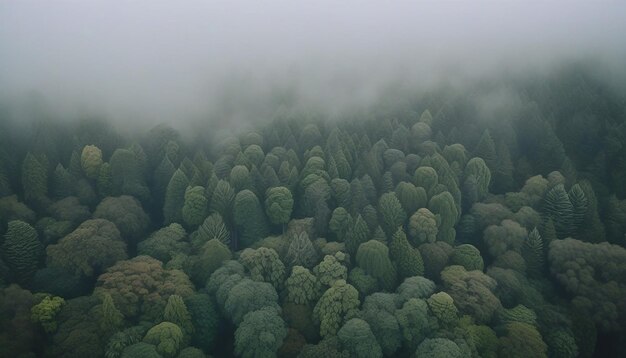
[1, 65, 626, 358]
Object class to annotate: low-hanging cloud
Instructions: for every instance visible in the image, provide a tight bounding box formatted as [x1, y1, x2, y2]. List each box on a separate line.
[1, 1, 625, 130]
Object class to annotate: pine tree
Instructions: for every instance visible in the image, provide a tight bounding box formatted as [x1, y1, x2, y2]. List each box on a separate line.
[523, 227, 544, 278]
[163, 169, 189, 225]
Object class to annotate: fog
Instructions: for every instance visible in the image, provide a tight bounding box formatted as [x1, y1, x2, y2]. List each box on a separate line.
[1, 1, 625, 130]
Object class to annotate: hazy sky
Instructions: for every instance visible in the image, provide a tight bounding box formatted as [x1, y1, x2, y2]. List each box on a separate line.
[1, 1, 625, 126]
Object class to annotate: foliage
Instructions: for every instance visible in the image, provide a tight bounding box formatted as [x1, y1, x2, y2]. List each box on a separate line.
[95, 255, 194, 321]
[143, 322, 184, 358]
[265, 186, 294, 226]
[313, 279, 360, 337]
[337, 318, 382, 358]
[356, 240, 397, 291]
[93, 195, 150, 244]
[31, 295, 65, 333]
[137, 223, 188, 264]
[2, 220, 42, 284]
[234, 307, 287, 358]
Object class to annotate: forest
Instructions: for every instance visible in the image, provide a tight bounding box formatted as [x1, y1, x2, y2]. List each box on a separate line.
[0, 62, 625, 358]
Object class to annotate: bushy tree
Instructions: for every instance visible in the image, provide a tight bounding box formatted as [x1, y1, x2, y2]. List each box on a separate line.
[360, 293, 402, 356]
[415, 338, 463, 358]
[395, 181, 425, 215]
[482, 219, 527, 258]
[329, 207, 352, 242]
[286, 265, 320, 306]
[137, 223, 188, 264]
[440, 265, 502, 324]
[181, 186, 207, 228]
[408, 208, 438, 246]
[31, 295, 65, 333]
[314, 253, 348, 287]
[337, 318, 382, 358]
[449, 244, 484, 271]
[264, 186, 294, 229]
[163, 169, 189, 225]
[427, 292, 458, 328]
[225, 278, 280, 324]
[47, 219, 127, 279]
[143, 322, 184, 358]
[81, 145, 103, 179]
[356, 240, 397, 291]
[2, 220, 42, 284]
[498, 322, 547, 358]
[313, 279, 360, 337]
[428, 191, 458, 244]
[163, 295, 193, 340]
[189, 238, 231, 286]
[378, 192, 407, 238]
[184, 293, 218, 352]
[95, 256, 194, 321]
[548, 238, 626, 331]
[234, 307, 287, 358]
[233, 189, 269, 248]
[345, 214, 370, 256]
[397, 276, 436, 301]
[395, 298, 433, 351]
[239, 247, 285, 290]
[389, 228, 424, 279]
[93, 195, 150, 244]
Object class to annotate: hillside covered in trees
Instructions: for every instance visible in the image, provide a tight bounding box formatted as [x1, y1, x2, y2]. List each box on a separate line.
[1, 64, 626, 358]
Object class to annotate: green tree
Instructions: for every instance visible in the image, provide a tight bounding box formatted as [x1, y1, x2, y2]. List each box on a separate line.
[189, 238, 231, 286]
[498, 322, 547, 358]
[143, 322, 184, 358]
[543, 184, 574, 238]
[415, 338, 463, 358]
[449, 244, 484, 271]
[313, 279, 360, 337]
[378, 192, 407, 238]
[395, 298, 432, 351]
[234, 307, 287, 358]
[345, 215, 370, 257]
[163, 169, 189, 225]
[428, 191, 458, 244]
[286, 266, 320, 306]
[46, 219, 127, 279]
[97, 292, 123, 336]
[314, 253, 348, 288]
[184, 293, 218, 352]
[95, 256, 194, 321]
[191, 213, 230, 249]
[81, 145, 103, 179]
[360, 293, 402, 356]
[395, 181, 425, 215]
[329, 207, 353, 242]
[233, 190, 269, 248]
[474, 129, 497, 171]
[285, 231, 318, 268]
[239, 247, 285, 290]
[408, 208, 438, 246]
[22, 152, 48, 204]
[264, 186, 294, 230]
[389, 228, 424, 279]
[182, 186, 207, 228]
[163, 295, 193, 340]
[337, 318, 382, 358]
[94, 195, 150, 245]
[31, 295, 65, 333]
[225, 278, 280, 324]
[522, 227, 544, 278]
[356, 240, 397, 291]
[2, 220, 42, 284]
[97, 163, 113, 197]
[137, 223, 188, 264]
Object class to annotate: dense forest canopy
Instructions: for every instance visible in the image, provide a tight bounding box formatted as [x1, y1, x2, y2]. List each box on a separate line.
[2, 1, 626, 358]
[1, 63, 626, 358]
